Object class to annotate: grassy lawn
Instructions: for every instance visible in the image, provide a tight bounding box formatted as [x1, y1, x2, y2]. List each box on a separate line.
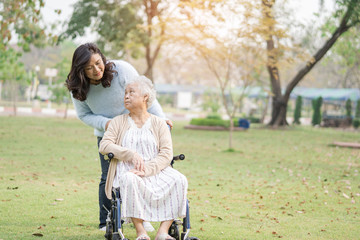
[0, 116, 359, 240]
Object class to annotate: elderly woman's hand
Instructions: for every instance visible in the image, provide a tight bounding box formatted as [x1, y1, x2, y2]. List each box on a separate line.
[129, 169, 145, 177]
[132, 152, 145, 172]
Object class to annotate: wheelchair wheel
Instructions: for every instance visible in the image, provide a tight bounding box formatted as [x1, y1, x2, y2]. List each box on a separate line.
[104, 220, 113, 240]
[168, 221, 180, 240]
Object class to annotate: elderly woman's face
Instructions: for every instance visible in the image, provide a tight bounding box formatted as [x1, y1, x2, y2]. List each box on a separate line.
[124, 83, 146, 110]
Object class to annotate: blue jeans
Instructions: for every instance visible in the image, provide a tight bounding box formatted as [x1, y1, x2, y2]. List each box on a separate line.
[97, 137, 111, 228]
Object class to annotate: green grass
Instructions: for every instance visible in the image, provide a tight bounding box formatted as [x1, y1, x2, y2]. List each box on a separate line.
[1, 116, 359, 240]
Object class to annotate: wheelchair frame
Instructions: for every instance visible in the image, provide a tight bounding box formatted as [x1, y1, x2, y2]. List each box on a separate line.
[103, 153, 198, 240]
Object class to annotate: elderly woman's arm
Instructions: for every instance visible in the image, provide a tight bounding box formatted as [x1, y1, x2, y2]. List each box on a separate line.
[99, 116, 135, 162]
[143, 119, 173, 177]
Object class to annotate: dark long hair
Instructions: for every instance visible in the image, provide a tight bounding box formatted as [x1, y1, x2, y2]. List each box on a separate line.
[66, 43, 117, 101]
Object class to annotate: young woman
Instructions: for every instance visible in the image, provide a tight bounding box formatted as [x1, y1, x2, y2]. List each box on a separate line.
[66, 43, 172, 231]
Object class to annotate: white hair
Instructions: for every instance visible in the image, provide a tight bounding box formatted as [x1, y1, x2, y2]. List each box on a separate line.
[125, 75, 156, 108]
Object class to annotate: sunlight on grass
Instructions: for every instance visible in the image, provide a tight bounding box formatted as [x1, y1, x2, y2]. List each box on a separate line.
[0, 117, 359, 239]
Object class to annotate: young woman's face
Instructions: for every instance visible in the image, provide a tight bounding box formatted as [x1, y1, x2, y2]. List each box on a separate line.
[84, 53, 105, 83]
[124, 83, 147, 110]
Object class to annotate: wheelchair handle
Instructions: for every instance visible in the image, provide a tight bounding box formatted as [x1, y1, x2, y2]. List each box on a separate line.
[107, 153, 114, 160]
[172, 154, 185, 161]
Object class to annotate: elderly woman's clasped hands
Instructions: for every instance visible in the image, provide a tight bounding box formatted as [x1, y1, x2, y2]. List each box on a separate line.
[130, 153, 145, 177]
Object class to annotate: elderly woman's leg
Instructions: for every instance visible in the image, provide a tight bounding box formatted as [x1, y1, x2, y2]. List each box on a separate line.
[132, 218, 150, 240]
[155, 220, 175, 240]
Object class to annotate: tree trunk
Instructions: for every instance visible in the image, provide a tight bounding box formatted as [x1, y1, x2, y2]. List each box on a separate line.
[12, 81, 17, 116]
[260, 95, 270, 124]
[269, 96, 287, 126]
[64, 101, 69, 119]
[229, 118, 233, 150]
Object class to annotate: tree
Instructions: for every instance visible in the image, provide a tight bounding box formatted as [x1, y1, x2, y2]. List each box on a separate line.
[0, 0, 56, 113]
[322, 26, 360, 88]
[0, 48, 28, 115]
[62, 0, 174, 81]
[262, 0, 360, 127]
[177, 0, 264, 150]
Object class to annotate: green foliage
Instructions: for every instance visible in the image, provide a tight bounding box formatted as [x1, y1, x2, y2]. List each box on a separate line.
[345, 99, 352, 117]
[202, 90, 221, 114]
[0, 0, 50, 52]
[63, 0, 163, 59]
[293, 96, 302, 124]
[311, 97, 323, 126]
[157, 94, 173, 107]
[0, 48, 27, 83]
[50, 56, 72, 105]
[352, 118, 360, 128]
[356, 100, 360, 118]
[206, 114, 222, 120]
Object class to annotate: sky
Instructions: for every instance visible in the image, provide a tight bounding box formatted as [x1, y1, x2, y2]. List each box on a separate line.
[41, 0, 335, 44]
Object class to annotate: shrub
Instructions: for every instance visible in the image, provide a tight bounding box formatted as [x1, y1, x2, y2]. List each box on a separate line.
[312, 97, 323, 126]
[355, 100, 360, 118]
[293, 96, 302, 124]
[190, 118, 229, 127]
[346, 99, 352, 118]
[353, 118, 360, 129]
[247, 116, 260, 123]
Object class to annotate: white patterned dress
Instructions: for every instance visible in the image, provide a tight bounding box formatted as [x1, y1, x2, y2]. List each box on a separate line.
[112, 116, 188, 222]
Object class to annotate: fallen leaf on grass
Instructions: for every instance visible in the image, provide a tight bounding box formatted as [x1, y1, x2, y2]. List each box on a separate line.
[32, 233, 43, 237]
[343, 193, 350, 199]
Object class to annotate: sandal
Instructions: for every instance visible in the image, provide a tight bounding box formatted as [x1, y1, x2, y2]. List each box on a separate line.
[155, 233, 175, 240]
[136, 234, 151, 240]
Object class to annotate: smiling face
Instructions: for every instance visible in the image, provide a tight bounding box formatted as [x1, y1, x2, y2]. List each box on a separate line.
[124, 83, 148, 111]
[84, 53, 105, 83]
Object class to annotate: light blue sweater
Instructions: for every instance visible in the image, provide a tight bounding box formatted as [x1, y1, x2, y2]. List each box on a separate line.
[71, 60, 166, 137]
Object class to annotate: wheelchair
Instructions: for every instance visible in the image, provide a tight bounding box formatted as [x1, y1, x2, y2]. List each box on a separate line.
[103, 153, 199, 240]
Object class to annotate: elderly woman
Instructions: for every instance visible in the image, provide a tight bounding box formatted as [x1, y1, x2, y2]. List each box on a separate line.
[99, 76, 188, 240]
